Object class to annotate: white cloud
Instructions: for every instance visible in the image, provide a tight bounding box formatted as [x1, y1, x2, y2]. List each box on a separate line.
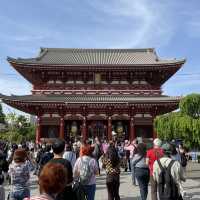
[183, 10, 200, 38]
[86, 0, 174, 48]
[0, 77, 31, 95]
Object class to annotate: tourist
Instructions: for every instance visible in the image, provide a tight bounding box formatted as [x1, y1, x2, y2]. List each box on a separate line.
[26, 162, 68, 200]
[63, 143, 76, 169]
[153, 143, 186, 200]
[101, 144, 120, 200]
[73, 138, 81, 158]
[49, 138, 75, 200]
[73, 145, 99, 200]
[124, 139, 138, 185]
[146, 138, 163, 200]
[92, 137, 103, 174]
[34, 144, 45, 175]
[0, 149, 9, 179]
[132, 143, 149, 200]
[124, 140, 131, 172]
[38, 144, 53, 175]
[7, 143, 18, 164]
[79, 139, 91, 157]
[0, 167, 5, 200]
[8, 149, 30, 200]
[170, 143, 181, 162]
[178, 144, 188, 174]
[102, 139, 109, 154]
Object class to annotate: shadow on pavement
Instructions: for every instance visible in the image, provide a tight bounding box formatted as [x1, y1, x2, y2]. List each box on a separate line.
[187, 169, 200, 172]
[121, 197, 140, 200]
[96, 186, 107, 191]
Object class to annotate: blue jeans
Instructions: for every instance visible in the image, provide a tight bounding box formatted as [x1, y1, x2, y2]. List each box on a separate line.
[83, 184, 96, 200]
[10, 188, 30, 200]
[135, 168, 150, 200]
[131, 159, 137, 185]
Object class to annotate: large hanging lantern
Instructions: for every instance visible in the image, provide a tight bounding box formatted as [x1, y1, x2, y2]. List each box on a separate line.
[116, 121, 124, 135]
[71, 121, 78, 135]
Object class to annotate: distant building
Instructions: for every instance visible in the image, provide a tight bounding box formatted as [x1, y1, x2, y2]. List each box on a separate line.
[0, 48, 185, 143]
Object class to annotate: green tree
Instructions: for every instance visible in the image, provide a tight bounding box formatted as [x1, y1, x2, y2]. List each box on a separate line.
[179, 93, 200, 119]
[2, 112, 36, 143]
[154, 93, 200, 149]
[6, 112, 18, 129]
[0, 103, 5, 123]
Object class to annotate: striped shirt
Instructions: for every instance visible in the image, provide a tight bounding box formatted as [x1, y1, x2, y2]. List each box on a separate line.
[24, 193, 54, 200]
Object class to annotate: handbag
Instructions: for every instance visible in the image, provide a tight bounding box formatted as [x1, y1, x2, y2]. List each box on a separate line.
[72, 180, 88, 200]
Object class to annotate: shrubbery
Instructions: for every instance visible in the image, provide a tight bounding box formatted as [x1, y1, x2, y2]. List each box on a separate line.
[154, 93, 200, 149]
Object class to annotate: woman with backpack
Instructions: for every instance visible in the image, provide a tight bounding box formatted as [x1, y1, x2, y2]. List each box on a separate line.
[101, 143, 121, 200]
[132, 143, 149, 200]
[73, 145, 99, 200]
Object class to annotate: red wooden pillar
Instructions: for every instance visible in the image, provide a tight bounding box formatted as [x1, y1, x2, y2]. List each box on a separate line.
[59, 116, 64, 139]
[36, 116, 41, 144]
[108, 117, 112, 141]
[82, 117, 87, 141]
[152, 115, 157, 139]
[129, 117, 136, 142]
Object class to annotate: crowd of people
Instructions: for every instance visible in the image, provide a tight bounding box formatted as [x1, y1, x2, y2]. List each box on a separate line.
[0, 137, 188, 200]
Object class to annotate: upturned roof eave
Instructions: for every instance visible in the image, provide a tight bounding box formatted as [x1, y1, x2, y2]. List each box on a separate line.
[7, 56, 186, 68]
[0, 93, 182, 104]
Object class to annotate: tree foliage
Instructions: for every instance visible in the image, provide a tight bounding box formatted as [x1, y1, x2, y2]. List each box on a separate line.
[179, 93, 200, 119]
[154, 93, 200, 149]
[0, 103, 5, 123]
[0, 112, 36, 143]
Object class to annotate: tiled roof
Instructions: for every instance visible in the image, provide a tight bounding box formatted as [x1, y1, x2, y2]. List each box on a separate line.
[7, 48, 185, 66]
[0, 94, 181, 104]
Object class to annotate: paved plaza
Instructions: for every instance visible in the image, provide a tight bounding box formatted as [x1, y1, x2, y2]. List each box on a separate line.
[4, 162, 200, 200]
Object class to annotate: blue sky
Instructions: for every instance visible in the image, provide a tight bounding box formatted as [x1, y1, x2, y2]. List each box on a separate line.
[0, 0, 200, 113]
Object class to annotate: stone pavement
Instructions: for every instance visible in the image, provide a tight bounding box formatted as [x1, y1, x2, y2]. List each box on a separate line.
[4, 162, 200, 200]
[95, 171, 200, 200]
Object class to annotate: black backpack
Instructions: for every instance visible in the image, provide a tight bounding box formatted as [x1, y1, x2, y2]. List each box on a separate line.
[180, 153, 187, 167]
[157, 159, 179, 200]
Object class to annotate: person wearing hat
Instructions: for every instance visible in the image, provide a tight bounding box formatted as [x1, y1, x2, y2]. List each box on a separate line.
[8, 149, 30, 200]
[153, 143, 186, 200]
[146, 138, 164, 200]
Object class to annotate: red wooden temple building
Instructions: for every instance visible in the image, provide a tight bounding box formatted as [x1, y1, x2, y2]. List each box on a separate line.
[0, 48, 185, 143]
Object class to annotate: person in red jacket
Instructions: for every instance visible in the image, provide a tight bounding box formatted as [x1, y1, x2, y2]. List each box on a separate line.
[146, 138, 163, 200]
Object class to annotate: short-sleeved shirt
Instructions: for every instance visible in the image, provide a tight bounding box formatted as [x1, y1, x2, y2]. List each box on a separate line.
[63, 151, 76, 169]
[73, 156, 98, 185]
[48, 158, 73, 184]
[146, 148, 163, 175]
[8, 162, 30, 192]
[132, 154, 148, 169]
[27, 193, 54, 200]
